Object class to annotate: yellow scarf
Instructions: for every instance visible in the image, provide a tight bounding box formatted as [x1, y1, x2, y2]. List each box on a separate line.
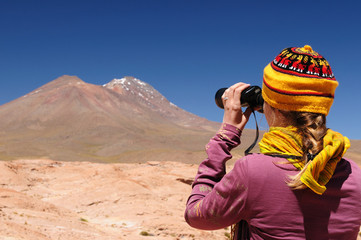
[259, 126, 350, 195]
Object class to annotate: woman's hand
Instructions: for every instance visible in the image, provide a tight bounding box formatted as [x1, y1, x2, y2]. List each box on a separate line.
[221, 82, 253, 131]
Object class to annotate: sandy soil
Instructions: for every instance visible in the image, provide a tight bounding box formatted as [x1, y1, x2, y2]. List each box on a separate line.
[0, 159, 359, 240]
[0, 159, 229, 240]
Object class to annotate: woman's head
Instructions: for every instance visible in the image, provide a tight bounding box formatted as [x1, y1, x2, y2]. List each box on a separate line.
[262, 45, 338, 116]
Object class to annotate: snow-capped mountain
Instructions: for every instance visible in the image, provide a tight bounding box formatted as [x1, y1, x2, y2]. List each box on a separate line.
[0, 75, 219, 163]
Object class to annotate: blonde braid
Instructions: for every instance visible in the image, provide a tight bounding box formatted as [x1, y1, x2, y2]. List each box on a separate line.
[287, 112, 327, 189]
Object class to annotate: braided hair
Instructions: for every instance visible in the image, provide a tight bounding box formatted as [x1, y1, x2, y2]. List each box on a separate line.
[287, 112, 327, 189]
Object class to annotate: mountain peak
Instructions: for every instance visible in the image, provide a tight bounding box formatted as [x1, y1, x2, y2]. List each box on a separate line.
[103, 76, 163, 104]
[53, 75, 84, 84]
[104, 76, 148, 90]
[38, 75, 85, 91]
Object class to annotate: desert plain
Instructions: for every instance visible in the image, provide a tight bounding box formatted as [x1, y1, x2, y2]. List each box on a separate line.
[0, 158, 233, 240]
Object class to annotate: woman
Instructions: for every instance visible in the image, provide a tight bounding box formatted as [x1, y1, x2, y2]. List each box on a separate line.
[184, 45, 361, 239]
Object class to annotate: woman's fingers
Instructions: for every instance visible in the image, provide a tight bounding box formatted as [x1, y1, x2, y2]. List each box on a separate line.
[232, 83, 250, 108]
[222, 83, 250, 109]
[221, 82, 252, 130]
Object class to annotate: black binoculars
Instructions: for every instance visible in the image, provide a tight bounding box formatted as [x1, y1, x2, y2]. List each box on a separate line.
[215, 86, 264, 112]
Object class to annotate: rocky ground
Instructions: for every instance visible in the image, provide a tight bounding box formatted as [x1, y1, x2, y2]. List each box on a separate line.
[0, 159, 359, 240]
[0, 159, 229, 240]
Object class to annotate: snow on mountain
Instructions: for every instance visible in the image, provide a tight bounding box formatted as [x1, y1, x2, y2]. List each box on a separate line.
[103, 76, 200, 124]
[104, 76, 173, 106]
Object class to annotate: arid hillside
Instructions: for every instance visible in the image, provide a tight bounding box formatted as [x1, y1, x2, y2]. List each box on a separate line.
[0, 75, 219, 163]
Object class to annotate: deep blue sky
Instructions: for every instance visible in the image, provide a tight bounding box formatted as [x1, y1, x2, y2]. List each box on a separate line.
[1, 0, 360, 139]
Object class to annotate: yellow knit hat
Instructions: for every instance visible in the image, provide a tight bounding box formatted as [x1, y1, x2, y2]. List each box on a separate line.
[262, 45, 338, 115]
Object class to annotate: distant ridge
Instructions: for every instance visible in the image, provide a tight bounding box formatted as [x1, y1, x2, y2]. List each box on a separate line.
[0, 75, 222, 163]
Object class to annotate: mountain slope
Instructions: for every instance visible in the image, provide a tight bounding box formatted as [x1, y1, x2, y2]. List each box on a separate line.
[0, 75, 221, 163]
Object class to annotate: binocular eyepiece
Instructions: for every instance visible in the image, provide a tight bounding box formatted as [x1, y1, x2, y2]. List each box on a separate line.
[215, 86, 264, 112]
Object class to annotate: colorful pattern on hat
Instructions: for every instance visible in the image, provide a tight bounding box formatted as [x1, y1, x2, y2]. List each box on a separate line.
[262, 45, 339, 115]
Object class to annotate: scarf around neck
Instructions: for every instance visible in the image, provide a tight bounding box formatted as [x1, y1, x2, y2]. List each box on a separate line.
[259, 126, 350, 195]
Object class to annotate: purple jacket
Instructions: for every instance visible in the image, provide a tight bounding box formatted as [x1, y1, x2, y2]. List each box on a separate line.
[185, 124, 361, 239]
